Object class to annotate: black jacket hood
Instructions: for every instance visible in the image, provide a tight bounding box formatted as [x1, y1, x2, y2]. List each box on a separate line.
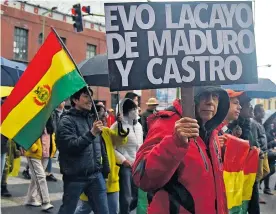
[194, 86, 230, 132]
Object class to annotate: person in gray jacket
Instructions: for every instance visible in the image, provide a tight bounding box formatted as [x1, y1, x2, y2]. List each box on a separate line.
[45, 101, 66, 182]
[52, 101, 66, 133]
[252, 104, 270, 183]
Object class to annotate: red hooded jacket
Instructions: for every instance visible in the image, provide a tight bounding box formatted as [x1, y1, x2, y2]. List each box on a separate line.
[132, 87, 230, 214]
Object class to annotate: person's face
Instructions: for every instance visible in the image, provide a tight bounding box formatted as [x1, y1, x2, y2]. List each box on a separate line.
[128, 108, 138, 120]
[138, 107, 142, 115]
[240, 102, 253, 118]
[148, 105, 157, 110]
[58, 101, 65, 110]
[97, 102, 104, 107]
[255, 106, 265, 119]
[197, 92, 219, 124]
[73, 93, 92, 111]
[226, 97, 242, 121]
[109, 111, 115, 116]
[269, 118, 276, 132]
[99, 107, 106, 122]
[133, 96, 139, 106]
[273, 118, 276, 130]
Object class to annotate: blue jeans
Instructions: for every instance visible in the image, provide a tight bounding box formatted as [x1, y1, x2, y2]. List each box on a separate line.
[1, 153, 6, 178]
[119, 166, 138, 214]
[46, 157, 52, 173]
[75, 192, 119, 214]
[58, 172, 109, 214]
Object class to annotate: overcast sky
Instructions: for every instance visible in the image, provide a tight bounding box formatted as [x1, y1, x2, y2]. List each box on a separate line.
[6, 0, 276, 83]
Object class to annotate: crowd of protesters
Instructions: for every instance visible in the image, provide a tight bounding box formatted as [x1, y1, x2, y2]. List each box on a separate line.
[1, 86, 276, 214]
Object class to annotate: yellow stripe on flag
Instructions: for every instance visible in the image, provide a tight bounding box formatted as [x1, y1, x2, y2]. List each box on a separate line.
[1, 50, 75, 139]
[243, 173, 256, 201]
[0, 86, 14, 98]
[223, 171, 244, 209]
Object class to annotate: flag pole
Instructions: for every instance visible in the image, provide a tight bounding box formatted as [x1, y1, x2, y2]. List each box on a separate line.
[51, 27, 99, 120]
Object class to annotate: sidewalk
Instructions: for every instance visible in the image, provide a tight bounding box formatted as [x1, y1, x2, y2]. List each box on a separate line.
[1, 157, 275, 214]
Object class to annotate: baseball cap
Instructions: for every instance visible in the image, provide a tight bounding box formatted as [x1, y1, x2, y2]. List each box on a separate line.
[226, 89, 244, 98]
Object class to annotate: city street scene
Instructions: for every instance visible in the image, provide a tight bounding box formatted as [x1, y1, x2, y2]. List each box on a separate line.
[1, 0, 276, 214]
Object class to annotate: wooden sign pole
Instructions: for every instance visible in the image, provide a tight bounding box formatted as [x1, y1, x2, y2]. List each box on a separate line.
[181, 87, 195, 118]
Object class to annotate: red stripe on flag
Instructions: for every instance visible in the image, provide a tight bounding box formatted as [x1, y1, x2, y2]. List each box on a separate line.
[223, 134, 250, 172]
[244, 147, 259, 174]
[1, 31, 62, 123]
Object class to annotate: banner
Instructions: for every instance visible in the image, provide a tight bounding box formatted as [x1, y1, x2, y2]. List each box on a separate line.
[105, 1, 257, 91]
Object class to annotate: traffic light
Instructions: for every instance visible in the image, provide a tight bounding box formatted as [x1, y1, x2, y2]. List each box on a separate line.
[72, 4, 83, 32]
[82, 6, 90, 14]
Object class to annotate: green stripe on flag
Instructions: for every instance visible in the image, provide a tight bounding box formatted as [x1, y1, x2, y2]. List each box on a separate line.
[229, 201, 250, 214]
[13, 70, 86, 149]
[229, 205, 242, 214]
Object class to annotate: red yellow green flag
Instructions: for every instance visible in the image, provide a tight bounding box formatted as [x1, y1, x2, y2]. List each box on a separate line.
[223, 134, 250, 214]
[1, 30, 87, 149]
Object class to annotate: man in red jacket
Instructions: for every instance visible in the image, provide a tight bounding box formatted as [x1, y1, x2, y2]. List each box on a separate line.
[132, 86, 230, 214]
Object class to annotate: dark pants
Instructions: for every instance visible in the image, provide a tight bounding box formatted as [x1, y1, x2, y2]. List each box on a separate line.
[46, 157, 52, 173]
[247, 181, 260, 214]
[58, 172, 109, 214]
[263, 161, 276, 190]
[1, 159, 8, 186]
[119, 165, 138, 214]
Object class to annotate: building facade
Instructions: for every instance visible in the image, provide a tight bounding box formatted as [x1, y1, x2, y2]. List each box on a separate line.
[1, 1, 156, 110]
[255, 98, 276, 111]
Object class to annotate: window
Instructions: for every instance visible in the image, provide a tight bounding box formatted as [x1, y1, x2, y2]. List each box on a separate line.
[268, 100, 271, 110]
[111, 93, 119, 111]
[61, 37, 66, 45]
[38, 33, 43, 44]
[86, 44, 96, 59]
[38, 34, 66, 45]
[13, 27, 28, 61]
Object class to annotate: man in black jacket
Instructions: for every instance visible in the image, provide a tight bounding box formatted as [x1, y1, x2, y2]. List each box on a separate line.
[261, 121, 276, 194]
[45, 101, 66, 182]
[56, 87, 110, 214]
[1, 98, 12, 197]
[1, 98, 8, 178]
[141, 98, 159, 139]
[237, 97, 261, 214]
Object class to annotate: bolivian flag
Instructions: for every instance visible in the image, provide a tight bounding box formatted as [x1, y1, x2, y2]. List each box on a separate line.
[223, 134, 250, 214]
[1, 30, 87, 149]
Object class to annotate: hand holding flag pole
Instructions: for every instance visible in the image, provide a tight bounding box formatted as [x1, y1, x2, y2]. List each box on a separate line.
[51, 27, 99, 121]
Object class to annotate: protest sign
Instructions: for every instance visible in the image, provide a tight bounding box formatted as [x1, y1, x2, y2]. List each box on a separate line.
[105, 1, 257, 92]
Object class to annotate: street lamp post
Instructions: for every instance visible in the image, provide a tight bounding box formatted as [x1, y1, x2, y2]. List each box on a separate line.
[42, 7, 58, 42]
[257, 64, 272, 68]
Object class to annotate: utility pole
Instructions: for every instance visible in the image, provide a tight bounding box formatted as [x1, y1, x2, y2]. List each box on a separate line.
[42, 7, 58, 42]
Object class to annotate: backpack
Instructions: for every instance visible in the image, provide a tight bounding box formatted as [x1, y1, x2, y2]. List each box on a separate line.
[145, 106, 195, 214]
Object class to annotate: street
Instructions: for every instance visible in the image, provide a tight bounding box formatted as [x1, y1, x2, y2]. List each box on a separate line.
[1, 157, 137, 214]
[1, 157, 276, 213]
